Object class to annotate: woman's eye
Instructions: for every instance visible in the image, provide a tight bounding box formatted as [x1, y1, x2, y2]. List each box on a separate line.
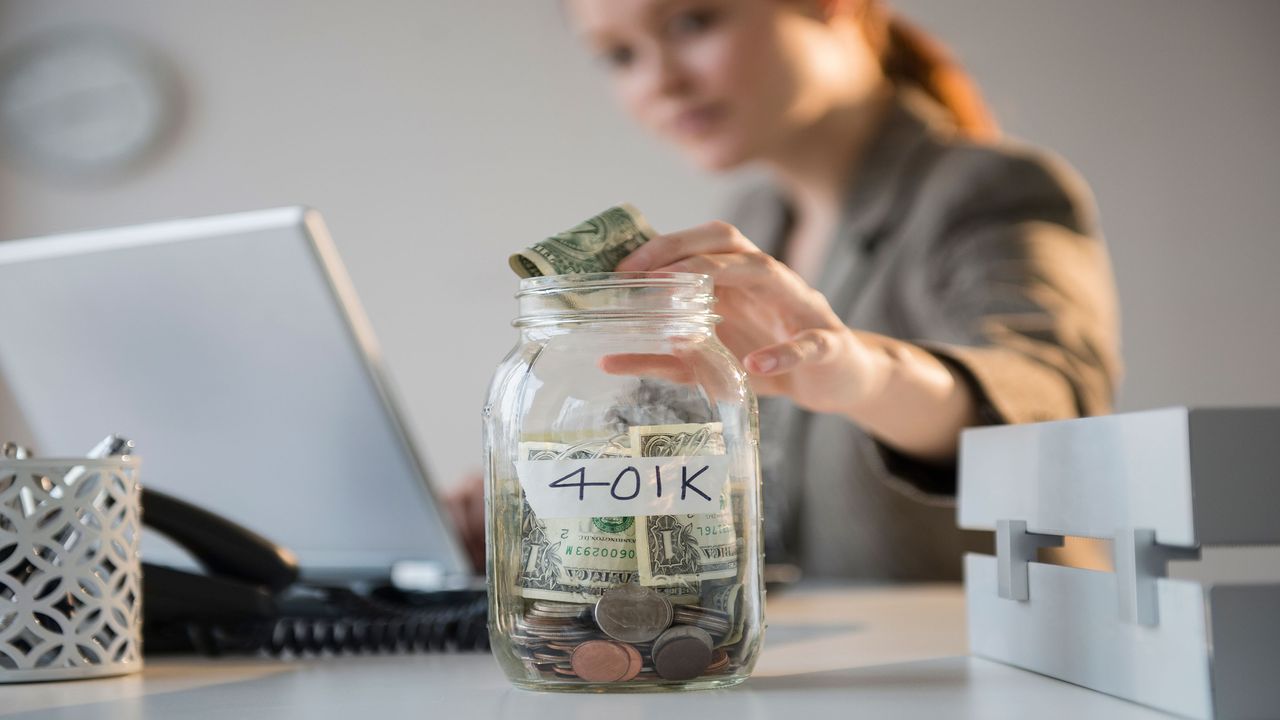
[603, 45, 635, 69]
[668, 8, 718, 37]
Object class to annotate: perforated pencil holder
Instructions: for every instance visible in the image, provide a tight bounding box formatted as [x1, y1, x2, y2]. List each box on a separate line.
[0, 456, 142, 682]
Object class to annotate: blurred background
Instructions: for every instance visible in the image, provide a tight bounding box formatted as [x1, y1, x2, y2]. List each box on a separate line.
[1, 0, 1277, 491]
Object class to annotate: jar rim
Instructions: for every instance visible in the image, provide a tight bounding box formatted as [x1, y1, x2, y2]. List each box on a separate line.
[513, 271, 718, 328]
[516, 271, 711, 297]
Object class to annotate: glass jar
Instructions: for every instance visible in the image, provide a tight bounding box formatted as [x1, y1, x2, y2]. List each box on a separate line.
[483, 272, 764, 692]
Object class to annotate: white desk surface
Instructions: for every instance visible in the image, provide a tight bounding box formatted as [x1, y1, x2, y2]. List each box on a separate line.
[2, 584, 1175, 719]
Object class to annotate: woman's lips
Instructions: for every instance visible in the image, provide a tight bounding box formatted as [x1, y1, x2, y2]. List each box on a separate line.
[669, 104, 726, 138]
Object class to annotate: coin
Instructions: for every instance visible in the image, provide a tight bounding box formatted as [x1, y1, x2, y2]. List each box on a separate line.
[514, 618, 596, 642]
[652, 625, 714, 654]
[674, 605, 729, 621]
[593, 584, 673, 643]
[706, 648, 730, 674]
[532, 650, 570, 662]
[527, 605, 581, 616]
[651, 626, 714, 681]
[519, 615, 581, 627]
[672, 605, 731, 636]
[570, 640, 635, 682]
[617, 641, 643, 682]
[529, 601, 593, 620]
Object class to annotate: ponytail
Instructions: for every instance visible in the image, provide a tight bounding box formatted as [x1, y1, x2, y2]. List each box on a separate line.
[856, 2, 1000, 140]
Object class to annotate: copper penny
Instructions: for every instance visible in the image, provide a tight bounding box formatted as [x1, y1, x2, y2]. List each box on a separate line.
[617, 642, 643, 682]
[706, 648, 730, 673]
[570, 640, 633, 682]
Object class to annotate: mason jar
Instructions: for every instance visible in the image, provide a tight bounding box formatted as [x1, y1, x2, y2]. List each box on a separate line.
[483, 271, 764, 692]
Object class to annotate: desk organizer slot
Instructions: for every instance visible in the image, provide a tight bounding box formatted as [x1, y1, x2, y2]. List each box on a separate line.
[960, 408, 1280, 719]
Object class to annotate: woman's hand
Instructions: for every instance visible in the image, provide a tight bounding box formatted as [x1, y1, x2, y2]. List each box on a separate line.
[613, 221, 893, 417]
[613, 221, 976, 462]
[444, 473, 485, 573]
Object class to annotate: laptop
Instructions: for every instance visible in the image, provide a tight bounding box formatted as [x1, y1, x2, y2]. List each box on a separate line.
[0, 207, 471, 588]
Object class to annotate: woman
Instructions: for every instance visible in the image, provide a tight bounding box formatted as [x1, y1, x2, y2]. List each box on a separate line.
[452, 0, 1120, 580]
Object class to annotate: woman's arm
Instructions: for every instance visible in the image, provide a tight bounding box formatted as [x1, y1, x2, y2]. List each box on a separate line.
[614, 221, 978, 463]
[838, 331, 978, 462]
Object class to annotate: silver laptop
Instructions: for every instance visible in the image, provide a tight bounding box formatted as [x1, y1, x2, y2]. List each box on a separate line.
[0, 207, 469, 585]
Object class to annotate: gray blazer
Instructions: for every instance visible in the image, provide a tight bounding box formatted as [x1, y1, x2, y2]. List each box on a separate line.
[731, 90, 1121, 581]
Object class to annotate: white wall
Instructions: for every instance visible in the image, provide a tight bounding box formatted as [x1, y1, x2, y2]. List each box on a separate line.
[1, 1, 1277, 490]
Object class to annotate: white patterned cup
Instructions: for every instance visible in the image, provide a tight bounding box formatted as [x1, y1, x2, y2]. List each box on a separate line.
[0, 456, 142, 682]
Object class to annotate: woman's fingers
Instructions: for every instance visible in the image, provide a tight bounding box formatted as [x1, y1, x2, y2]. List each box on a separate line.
[616, 221, 757, 272]
[599, 348, 747, 406]
[656, 252, 775, 291]
[745, 328, 846, 375]
[598, 353, 695, 384]
[661, 252, 838, 328]
[445, 474, 486, 572]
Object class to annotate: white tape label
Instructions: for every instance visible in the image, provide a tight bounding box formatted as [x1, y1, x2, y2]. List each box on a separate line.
[516, 455, 730, 518]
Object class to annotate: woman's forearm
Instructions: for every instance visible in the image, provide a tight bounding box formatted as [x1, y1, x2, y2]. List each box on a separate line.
[842, 331, 979, 463]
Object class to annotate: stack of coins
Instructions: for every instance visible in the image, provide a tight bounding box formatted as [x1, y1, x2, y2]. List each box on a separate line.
[527, 600, 592, 622]
[672, 605, 731, 641]
[569, 639, 643, 682]
[706, 648, 730, 674]
[512, 585, 743, 684]
[511, 601, 597, 677]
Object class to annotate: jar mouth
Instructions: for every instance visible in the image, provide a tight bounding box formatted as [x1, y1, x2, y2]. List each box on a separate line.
[516, 271, 712, 297]
[514, 271, 718, 328]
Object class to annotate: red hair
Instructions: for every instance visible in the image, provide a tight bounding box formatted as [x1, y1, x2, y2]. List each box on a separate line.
[848, 1, 1000, 140]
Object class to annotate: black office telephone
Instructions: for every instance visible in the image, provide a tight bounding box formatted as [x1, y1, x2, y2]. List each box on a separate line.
[141, 488, 488, 656]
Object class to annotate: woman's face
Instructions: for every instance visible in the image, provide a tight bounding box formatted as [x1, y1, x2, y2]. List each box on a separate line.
[568, 0, 861, 172]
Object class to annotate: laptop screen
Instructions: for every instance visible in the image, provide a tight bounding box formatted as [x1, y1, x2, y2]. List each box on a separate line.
[0, 207, 468, 581]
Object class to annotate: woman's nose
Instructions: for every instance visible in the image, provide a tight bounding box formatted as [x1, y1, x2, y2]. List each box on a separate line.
[639, 43, 694, 100]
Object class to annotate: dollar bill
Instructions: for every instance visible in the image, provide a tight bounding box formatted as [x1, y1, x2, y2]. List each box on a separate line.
[517, 439, 695, 604]
[704, 579, 745, 647]
[517, 441, 635, 603]
[632, 423, 739, 589]
[509, 203, 658, 278]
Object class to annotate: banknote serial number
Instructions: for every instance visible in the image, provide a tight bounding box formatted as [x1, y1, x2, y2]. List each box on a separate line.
[563, 546, 637, 559]
[548, 463, 714, 503]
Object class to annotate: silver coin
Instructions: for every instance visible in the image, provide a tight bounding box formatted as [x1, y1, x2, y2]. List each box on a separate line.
[674, 619, 729, 635]
[520, 614, 582, 625]
[651, 624, 713, 655]
[523, 619, 586, 630]
[651, 625, 714, 680]
[531, 601, 592, 615]
[670, 607, 732, 625]
[532, 650, 571, 662]
[530, 608, 590, 618]
[593, 584, 673, 643]
[673, 606, 730, 633]
[522, 629, 597, 641]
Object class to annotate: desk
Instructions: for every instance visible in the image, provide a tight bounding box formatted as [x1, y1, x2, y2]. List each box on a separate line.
[3, 585, 1173, 719]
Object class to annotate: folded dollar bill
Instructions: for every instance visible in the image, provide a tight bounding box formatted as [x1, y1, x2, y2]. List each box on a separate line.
[509, 203, 658, 278]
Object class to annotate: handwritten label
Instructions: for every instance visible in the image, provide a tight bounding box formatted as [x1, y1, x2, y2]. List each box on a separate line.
[517, 455, 730, 518]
